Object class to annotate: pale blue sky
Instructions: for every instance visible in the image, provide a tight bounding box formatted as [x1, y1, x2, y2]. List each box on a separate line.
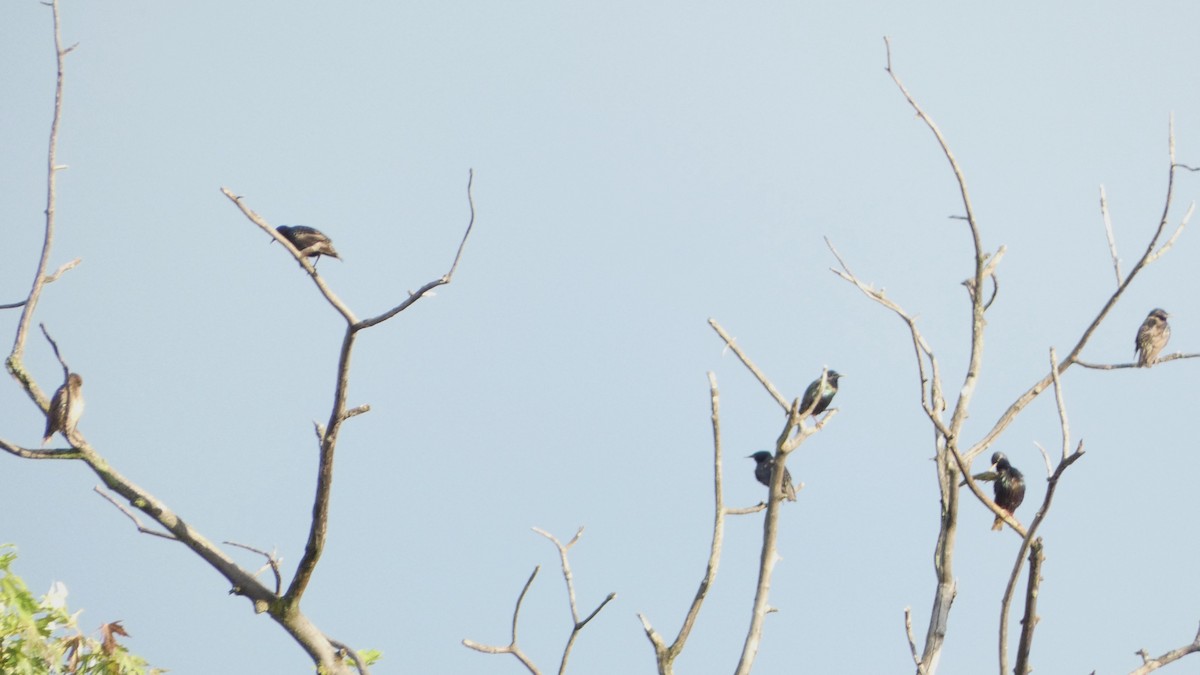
[4, 2, 1200, 673]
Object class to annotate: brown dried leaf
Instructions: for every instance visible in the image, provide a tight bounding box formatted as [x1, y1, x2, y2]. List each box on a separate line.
[99, 620, 130, 656]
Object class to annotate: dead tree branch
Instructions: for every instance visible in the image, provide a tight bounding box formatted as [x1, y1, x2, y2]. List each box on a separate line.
[224, 540, 284, 596]
[532, 527, 616, 675]
[463, 566, 543, 675]
[7, 0, 71, 370]
[4, 4, 470, 673]
[639, 372, 732, 675]
[95, 487, 176, 541]
[1100, 185, 1122, 286]
[1011, 539, 1044, 675]
[707, 323, 834, 675]
[707, 319, 789, 412]
[965, 117, 1193, 464]
[1128, 623, 1200, 675]
[1075, 352, 1200, 369]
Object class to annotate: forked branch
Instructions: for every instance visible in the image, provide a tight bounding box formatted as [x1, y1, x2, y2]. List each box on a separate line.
[463, 567, 543, 675]
[1128, 623, 1200, 675]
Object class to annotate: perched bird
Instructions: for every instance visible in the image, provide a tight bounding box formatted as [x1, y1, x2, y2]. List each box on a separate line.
[42, 372, 84, 446]
[799, 370, 841, 417]
[1134, 308, 1170, 368]
[275, 225, 341, 265]
[989, 452, 1025, 531]
[748, 451, 797, 501]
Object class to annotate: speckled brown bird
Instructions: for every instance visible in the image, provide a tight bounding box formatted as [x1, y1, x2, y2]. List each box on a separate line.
[1135, 308, 1170, 367]
[990, 452, 1025, 531]
[42, 372, 83, 446]
[749, 451, 797, 501]
[275, 225, 341, 264]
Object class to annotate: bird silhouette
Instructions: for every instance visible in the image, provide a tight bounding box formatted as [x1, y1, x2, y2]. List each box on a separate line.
[43, 372, 83, 446]
[799, 370, 841, 416]
[1134, 308, 1170, 367]
[989, 452, 1025, 531]
[275, 225, 341, 265]
[748, 451, 797, 501]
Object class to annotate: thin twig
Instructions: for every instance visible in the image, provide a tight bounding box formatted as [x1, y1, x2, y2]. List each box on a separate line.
[903, 607, 924, 672]
[8, 0, 71, 364]
[1047, 348, 1069, 461]
[220, 188, 358, 325]
[1032, 442, 1053, 477]
[1100, 185, 1123, 286]
[224, 541, 283, 596]
[532, 526, 616, 675]
[0, 437, 83, 459]
[826, 239, 950, 438]
[640, 372, 731, 675]
[94, 487, 176, 540]
[998, 443, 1085, 674]
[445, 168, 476, 282]
[463, 567, 542, 675]
[966, 118, 1190, 463]
[356, 169, 478, 329]
[43, 257, 81, 284]
[1075, 352, 1200, 369]
[327, 638, 372, 675]
[707, 319, 789, 412]
[1128, 622, 1200, 674]
[39, 323, 70, 381]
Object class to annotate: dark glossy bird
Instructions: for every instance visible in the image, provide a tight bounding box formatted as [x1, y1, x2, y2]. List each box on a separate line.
[990, 452, 1025, 531]
[42, 372, 83, 446]
[748, 451, 797, 501]
[799, 370, 841, 416]
[1135, 308, 1170, 367]
[275, 225, 341, 264]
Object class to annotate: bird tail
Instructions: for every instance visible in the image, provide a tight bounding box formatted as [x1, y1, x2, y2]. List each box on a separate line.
[41, 433, 51, 447]
[784, 484, 797, 501]
[992, 515, 1004, 531]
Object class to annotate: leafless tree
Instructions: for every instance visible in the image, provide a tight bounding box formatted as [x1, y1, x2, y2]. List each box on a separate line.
[1, 3, 476, 673]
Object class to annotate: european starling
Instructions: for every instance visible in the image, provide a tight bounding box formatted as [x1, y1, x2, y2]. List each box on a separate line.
[275, 225, 341, 264]
[42, 372, 83, 446]
[799, 370, 841, 416]
[1135, 308, 1170, 367]
[748, 451, 797, 501]
[990, 451, 1025, 531]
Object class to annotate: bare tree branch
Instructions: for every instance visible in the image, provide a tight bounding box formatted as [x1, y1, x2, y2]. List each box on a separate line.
[640, 372, 731, 675]
[356, 169, 477, 329]
[532, 526, 616, 675]
[1099, 185, 1123, 286]
[707, 319, 789, 412]
[463, 566, 542, 675]
[903, 607, 925, 674]
[95, 487, 176, 540]
[728, 368, 833, 675]
[224, 540, 284, 596]
[1075, 352, 1200, 369]
[0, 259, 79, 310]
[7, 0, 71, 369]
[0, 437, 83, 459]
[1128, 623, 1200, 675]
[1011, 539, 1044, 675]
[998, 444, 1085, 674]
[219, 188, 358, 324]
[328, 638, 373, 675]
[965, 117, 1192, 464]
